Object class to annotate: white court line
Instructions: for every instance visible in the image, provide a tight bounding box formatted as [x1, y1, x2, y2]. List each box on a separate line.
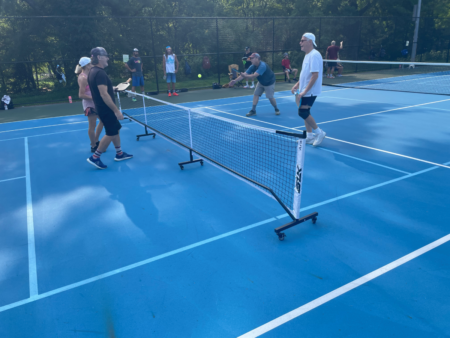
[238, 233, 450, 338]
[0, 176, 26, 183]
[1, 159, 448, 314]
[24, 137, 38, 297]
[311, 97, 450, 126]
[320, 96, 379, 104]
[0, 128, 89, 142]
[317, 148, 411, 174]
[205, 107, 299, 131]
[0, 121, 88, 134]
[327, 137, 450, 170]
[0, 113, 85, 125]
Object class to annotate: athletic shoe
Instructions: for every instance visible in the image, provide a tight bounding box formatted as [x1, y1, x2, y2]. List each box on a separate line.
[337, 74, 343, 77]
[87, 156, 107, 169]
[246, 110, 256, 117]
[305, 136, 315, 145]
[168, 92, 172, 97]
[114, 152, 134, 161]
[250, 85, 255, 89]
[132, 97, 137, 102]
[329, 75, 335, 79]
[173, 92, 179, 96]
[288, 79, 292, 83]
[313, 131, 326, 147]
[275, 109, 280, 115]
[243, 85, 250, 88]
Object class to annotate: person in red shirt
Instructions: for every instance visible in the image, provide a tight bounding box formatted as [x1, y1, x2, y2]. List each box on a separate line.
[281, 53, 298, 83]
[325, 40, 343, 78]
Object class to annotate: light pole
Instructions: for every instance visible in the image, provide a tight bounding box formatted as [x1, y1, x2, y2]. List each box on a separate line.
[411, 0, 422, 62]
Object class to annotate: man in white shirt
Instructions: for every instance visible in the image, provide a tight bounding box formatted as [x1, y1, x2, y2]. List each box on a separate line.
[291, 33, 326, 146]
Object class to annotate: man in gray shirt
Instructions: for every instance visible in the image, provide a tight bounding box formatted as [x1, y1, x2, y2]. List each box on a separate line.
[230, 53, 280, 117]
[124, 48, 144, 102]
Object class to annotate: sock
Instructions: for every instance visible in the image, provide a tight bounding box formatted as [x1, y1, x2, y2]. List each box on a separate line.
[93, 150, 102, 159]
[252, 105, 257, 111]
[313, 127, 322, 134]
[251, 81, 254, 86]
[246, 81, 249, 86]
[115, 146, 123, 156]
[307, 132, 314, 138]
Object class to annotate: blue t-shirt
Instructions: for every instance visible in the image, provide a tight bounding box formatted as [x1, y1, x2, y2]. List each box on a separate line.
[246, 61, 275, 86]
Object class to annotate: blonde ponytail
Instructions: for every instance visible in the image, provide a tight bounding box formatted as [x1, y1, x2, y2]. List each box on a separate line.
[75, 64, 82, 74]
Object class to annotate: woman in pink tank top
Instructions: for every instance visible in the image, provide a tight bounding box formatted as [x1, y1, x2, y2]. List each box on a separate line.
[76, 57, 104, 152]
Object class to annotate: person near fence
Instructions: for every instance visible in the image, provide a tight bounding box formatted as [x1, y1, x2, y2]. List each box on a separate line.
[163, 46, 179, 97]
[281, 52, 298, 83]
[124, 48, 144, 102]
[325, 40, 343, 78]
[87, 47, 133, 169]
[229, 53, 280, 117]
[75, 57, 104, 153]
[292, 33, 326, 147]
[243, 47, 255, 88]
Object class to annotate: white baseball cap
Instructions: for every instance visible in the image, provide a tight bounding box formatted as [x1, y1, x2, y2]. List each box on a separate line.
[79, 57, 91, 67]
[133, 48, 139, 52]
[303, 33, 317, 47]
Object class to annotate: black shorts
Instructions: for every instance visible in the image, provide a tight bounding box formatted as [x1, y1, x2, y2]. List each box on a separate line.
[98, 109, 122, 136]
[327, 61, 337, 68]
[300, 96, 317, 107]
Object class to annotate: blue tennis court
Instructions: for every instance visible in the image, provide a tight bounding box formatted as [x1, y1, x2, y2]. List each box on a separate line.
[1, 86, 450, 337]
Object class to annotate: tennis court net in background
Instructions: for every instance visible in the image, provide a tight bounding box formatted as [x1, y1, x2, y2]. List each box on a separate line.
[116, 91, 306, 220]
[322, 60, 450, 96]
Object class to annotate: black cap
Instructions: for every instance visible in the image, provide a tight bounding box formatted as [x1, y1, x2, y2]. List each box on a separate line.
[90, 47, 108, 57]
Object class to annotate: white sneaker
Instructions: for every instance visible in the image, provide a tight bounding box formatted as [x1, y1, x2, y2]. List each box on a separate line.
[305, 136, 315, 145]
[250, 85, 255, 89]
[337, 74, 343, 77]
[243, 85, 249, 88]
[329, 75, 335, 79]
[313, 131, 326, 147]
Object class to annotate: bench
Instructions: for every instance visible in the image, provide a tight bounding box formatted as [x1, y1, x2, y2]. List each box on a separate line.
[274, 72, 297, 82]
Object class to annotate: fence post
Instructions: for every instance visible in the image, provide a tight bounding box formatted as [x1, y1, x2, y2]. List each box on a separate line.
[35, 62, 39, 90]
[150, 18, 159, 93]
[216, 18, 220, 84]
[447, 40, 450, 63]
[272, 18, 275, 70]
[318, 18, 322, 48]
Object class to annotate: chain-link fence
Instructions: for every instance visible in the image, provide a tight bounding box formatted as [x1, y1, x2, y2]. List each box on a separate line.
[1, 16, 449, 105]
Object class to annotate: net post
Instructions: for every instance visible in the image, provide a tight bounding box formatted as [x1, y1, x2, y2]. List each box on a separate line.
[188, 108, 193, 149]
[142, 94, 149, 127]
[274, 138, 318, 241]
[292, 138, 305, 219]
[178, 108, 203, 170]
[133, 92, 156, 141]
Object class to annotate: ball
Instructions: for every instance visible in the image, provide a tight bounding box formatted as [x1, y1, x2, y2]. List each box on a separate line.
[198, 74, 202, 78]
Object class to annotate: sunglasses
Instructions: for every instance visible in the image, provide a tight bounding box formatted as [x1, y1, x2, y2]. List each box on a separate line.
[300, 39, 308, 43]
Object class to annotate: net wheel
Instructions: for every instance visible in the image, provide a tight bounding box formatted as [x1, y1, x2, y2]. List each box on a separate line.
[312, 217, 317, 224]
[136, 137, 140, 141]
[180, 165, 184, 170]
[153, 135, 156, 139]
[278, 233, 286, 241]
[200, 161, 204, 166]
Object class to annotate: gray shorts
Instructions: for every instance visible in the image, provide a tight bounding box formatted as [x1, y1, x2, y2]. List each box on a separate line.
[254, 82, 275, 99]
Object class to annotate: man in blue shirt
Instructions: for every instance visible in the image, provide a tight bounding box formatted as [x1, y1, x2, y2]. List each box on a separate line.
[229, 53, 280, 117]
